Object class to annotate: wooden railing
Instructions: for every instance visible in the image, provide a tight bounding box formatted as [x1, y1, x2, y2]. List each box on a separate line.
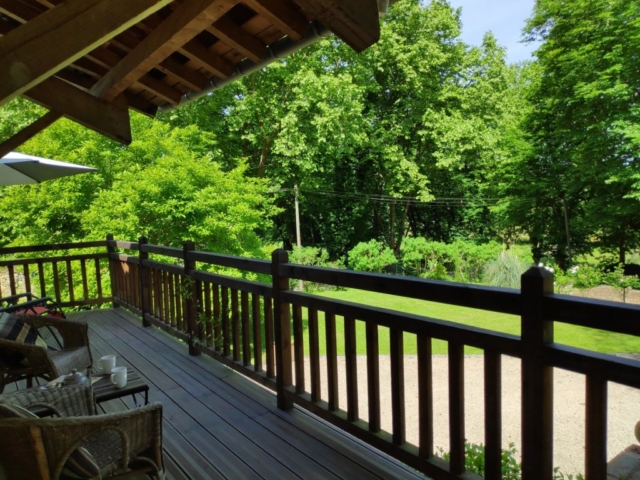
[0, 241, 111, 308]
[4, 237, 640, 480]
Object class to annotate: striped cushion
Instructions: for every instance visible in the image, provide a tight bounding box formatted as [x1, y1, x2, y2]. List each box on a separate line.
[0, 314, 37, 345]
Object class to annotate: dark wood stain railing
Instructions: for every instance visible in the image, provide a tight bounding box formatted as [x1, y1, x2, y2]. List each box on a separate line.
[3, 238, 640, 480]
[0, 241, 110, 308]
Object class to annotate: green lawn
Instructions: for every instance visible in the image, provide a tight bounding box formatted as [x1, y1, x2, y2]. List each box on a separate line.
[292, 288, 640, 355]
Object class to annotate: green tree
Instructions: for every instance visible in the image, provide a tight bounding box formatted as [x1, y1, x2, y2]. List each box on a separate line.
[518, 0, 640, 266]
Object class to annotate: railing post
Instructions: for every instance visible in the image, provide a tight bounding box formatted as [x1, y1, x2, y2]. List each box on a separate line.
[521, 266, 554, 480]
[183, 241, 200, 356]
[138, 236, 150, 327]
[272, 249, 293, 410]
[106, 234, 119, 309]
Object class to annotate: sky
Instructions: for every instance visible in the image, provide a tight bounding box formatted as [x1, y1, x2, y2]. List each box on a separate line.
[446, 0, 541, 63]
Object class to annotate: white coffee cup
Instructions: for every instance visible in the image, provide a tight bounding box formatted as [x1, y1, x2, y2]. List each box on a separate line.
[110, 366, 127, 388]
[100, 355, 116, 374]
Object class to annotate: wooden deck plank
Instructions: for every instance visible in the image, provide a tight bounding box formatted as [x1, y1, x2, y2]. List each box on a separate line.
[107, 307, 427, 480]
[88, 312, 283, 479]
[73, 308, 427, 480]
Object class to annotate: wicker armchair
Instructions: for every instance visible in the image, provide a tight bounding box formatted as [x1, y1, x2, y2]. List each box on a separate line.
[0, 385, 165, 480]
[0, 314, 92, 392]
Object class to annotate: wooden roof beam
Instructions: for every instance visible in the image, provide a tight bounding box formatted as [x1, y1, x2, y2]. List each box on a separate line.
[90, 0, 237, 102]
[0, 111, 62, 159]
[0, 0, 173, 106]
[24, 77, 132, 145]
[208, 15, 266, 63]
[179, 39, 234, 78]
[242, 0, 308, 41]
[293, 0, 380, 52]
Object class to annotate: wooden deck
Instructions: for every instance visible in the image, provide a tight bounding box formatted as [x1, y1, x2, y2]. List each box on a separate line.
[73, 307, 428, 480]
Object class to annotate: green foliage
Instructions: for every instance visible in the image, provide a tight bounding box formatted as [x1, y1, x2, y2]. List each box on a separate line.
[399, 238, 503, 282]
[510, 0, 640, 266]
[438, 442, 584, 480]
[571, 265, 604, 291]
[482, 251, 530, 288]
[347, 240, 397, 273]
[603, 264, 640, 303]
[289, 246, 344, 291]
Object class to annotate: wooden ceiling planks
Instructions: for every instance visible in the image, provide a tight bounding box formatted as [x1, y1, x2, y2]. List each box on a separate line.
[0, 0, 383, 150]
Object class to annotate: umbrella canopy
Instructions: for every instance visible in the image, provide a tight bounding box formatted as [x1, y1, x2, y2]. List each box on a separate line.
[0, 152, 97, 186]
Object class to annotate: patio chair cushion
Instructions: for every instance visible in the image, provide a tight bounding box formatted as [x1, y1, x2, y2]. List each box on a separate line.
[0, 313, 37, 345]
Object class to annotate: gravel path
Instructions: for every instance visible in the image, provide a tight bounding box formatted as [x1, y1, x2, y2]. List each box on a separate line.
[300, 355, 640, 476]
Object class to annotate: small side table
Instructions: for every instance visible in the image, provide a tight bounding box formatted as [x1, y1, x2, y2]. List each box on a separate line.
[92, 368, 149, 410]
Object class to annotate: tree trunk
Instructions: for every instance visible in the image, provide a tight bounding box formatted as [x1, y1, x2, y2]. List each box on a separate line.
[389, 201, 396, 251]
[394, 201, 411, 256]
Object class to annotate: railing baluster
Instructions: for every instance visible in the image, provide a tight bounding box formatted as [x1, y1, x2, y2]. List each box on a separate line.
[80, 259, 88, 301]
[52, 261, 61, 303]
[231, 288, 240, 361]
[390, 328, 405, 445]
[222, 286, 230, 357]
[264, 297, 274, 378]
[345, 315, 358, 422]
[241, 290, 250, 366]
[293, 305, 305, 394]
[37, 260, 46, 297]
[366, 322, 380, 432]
[168, 273, 176, 328]
[484, 350, 502, 480]
[326, 311, 338, 412]
[23, 264, 31, 294]
[585, 373, 607, 479]
[94, 258, 102, 300]
[175, 274, 182, 330]
[418, 333, 433, 457]
[66, 260, 74, 303]
[252, 293, 262, 372]
[308, 308, 321, 402]
[213, 284, 221, 351]
[205, 283, 212, 347]
[448, 340, 465, 475]
[8, 265, 16, 295]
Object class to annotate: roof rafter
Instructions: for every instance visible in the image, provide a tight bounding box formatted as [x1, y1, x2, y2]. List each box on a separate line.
[0, 0, 173, 106]
[242, 0, 308, 41]
[292, 0, 380, 52]
[90, 0, 237, 101]
[208, 15, 266, 63]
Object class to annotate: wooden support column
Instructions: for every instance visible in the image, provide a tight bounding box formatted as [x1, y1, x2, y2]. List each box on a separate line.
[138, 236, 151, 327]
[521, 266, 554, 480]
[183, 241, 200, 356]
[106, 234, 119, 309]
[272, 249, 293, 410]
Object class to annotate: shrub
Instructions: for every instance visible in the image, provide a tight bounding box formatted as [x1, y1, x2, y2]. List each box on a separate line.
[289, 246, 344, 291]
[439, 442, 584, 480]
[482, 251, 529, 288]
[347, 240, 397, 273]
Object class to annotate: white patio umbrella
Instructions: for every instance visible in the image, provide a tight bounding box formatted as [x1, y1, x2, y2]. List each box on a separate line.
[0, 151, 97, 186]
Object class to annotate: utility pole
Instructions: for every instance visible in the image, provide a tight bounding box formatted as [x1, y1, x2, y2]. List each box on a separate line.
[294, 184, 303, 291]
[562, 196, 572, 267]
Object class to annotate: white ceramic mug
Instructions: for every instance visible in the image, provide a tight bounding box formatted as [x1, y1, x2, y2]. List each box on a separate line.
[110, 366, 127, 388]
[100, 355, 116, 374]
